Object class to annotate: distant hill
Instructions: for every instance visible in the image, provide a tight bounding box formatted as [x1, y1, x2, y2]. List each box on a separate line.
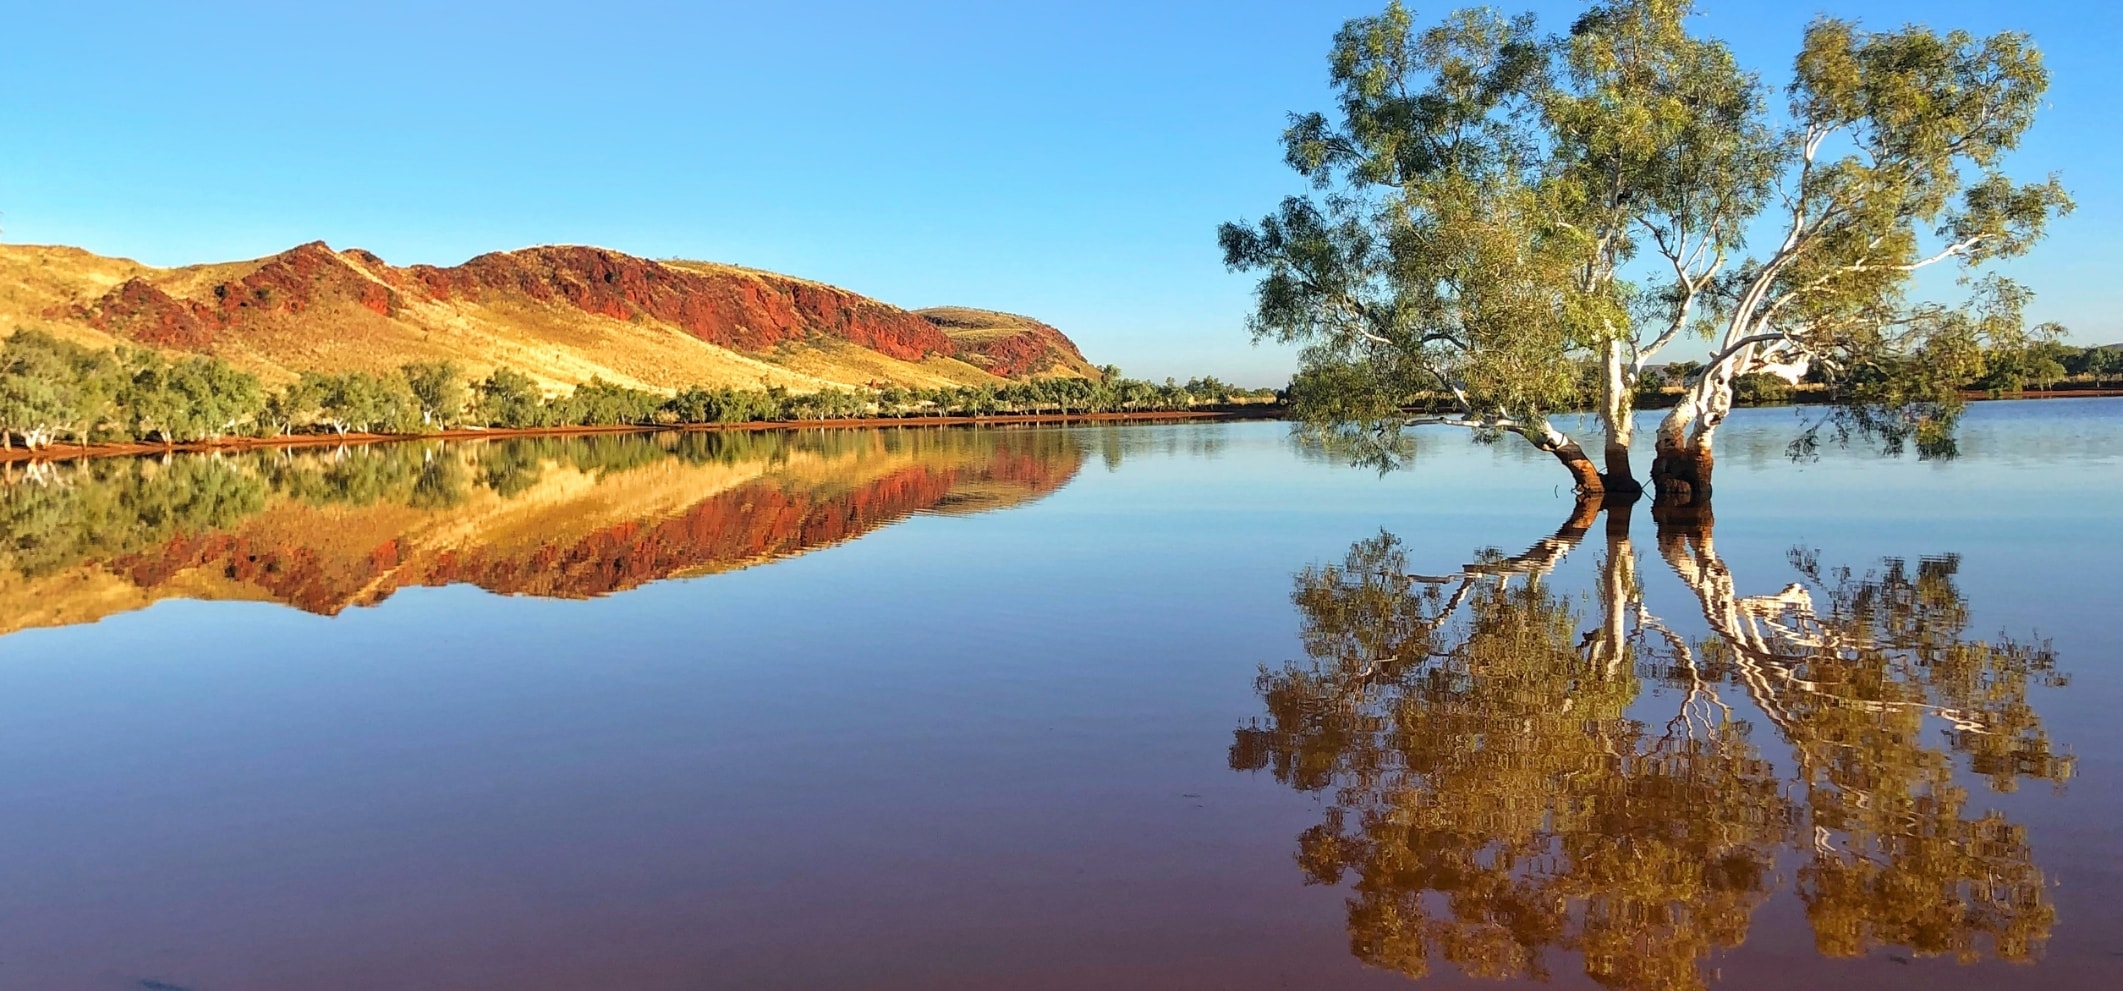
[0, 241, 1099, 392]
[915, 306, 1101, 379]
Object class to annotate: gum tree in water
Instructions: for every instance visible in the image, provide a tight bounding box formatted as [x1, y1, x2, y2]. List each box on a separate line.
[1219, 5, 1609, 490]
[1544, 0, 1778, 493]
[1650, 18, 2069, 505]
[1224, 1, 2067, 504]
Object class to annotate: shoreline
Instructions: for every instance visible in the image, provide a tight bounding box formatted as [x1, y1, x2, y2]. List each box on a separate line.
[0, 406, 1285, 466]
[2, 387, 2111, 467]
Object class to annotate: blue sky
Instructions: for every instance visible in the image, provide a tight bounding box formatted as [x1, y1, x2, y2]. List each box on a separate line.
[2, 1, 2114, 385]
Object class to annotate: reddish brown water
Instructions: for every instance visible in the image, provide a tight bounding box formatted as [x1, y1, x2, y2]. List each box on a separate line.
[0, 403, 2117, 990]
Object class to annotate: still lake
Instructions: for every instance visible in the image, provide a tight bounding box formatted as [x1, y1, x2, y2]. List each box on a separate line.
[0, 399, 2116, 991]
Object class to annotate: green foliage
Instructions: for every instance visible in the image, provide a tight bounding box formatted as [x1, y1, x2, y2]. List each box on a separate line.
[1231, 0, 2073, 488]
[2, 333, 1264, 451]
[402, 361, 469, 428]
[120, 351, 266, 443]
[1656, 14, 2075, 469]
[553, 377, 663, 426]
[2074, 346, 2122, 386]
[1223, 0, 1775, 472]
[0, 330, 126, 449]
[1732, 372, 1794, 406]
[296, 370, 422, 435]
[473, 367, 546, 429]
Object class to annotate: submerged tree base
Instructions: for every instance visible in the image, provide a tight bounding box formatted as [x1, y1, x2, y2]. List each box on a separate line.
[1650, 442, 1715, 508]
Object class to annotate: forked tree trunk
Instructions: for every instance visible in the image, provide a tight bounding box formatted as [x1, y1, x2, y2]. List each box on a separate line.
[1651, 372, 1726, 508]
[1597, 341, 1644, 493]
[1651, 430, 1715, 508]
[1652, 340, 1810, 508]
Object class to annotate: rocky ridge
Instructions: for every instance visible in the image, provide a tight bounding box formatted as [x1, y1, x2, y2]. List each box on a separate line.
[1, 241, 1097, 391]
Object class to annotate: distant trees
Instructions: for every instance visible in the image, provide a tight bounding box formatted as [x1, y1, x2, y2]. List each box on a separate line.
[402, 361, 469, 428]
[549, 377, 662, 426]
[0, 327, 1279, 453]
[2076, 346, 2123, 388]
[0, 330, 121, 450]
[472, 367, 545, 429]
[2, 317, 2110, 459]
[0, 332, 262, 448]
[305, 371, 422, 435]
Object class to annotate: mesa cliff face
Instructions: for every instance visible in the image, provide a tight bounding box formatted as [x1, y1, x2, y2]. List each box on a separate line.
[409, 247, 957, 362]
[917, 306, 1100, 380]
[1, 241, 1098, 392]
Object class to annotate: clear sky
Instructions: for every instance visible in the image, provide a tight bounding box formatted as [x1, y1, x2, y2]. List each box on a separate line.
[2, 1, 2114, 385]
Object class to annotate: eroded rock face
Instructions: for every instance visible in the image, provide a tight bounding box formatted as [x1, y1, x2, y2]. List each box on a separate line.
[411, 247, 954, 361]
[79, 278, 218, 348]
[955, 323, 1087, 378]
[917, 307, 1095, 378]
[80, 241, 400, 346]
[73, 243, 998, 366]
[57, 241, 1092, 384]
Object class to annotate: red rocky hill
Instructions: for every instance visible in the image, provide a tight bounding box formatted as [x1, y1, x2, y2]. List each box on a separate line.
[0, 241, 1100, 391]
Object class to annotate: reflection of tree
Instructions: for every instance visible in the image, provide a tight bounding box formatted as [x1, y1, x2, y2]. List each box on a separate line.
[1658, 525, 2070, 965]
[1235, 503, 2071, 989]
[0, 455, 268, 577]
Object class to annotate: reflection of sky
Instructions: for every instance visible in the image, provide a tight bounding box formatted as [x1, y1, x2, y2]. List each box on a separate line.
[0, 400, 2117, 990]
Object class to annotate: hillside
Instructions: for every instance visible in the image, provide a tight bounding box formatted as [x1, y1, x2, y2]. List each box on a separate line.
[915, 306, 1101, 380]
[0, 242, 1099, 393]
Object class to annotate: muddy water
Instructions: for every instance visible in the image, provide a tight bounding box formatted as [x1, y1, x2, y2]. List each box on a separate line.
[0, 401, 2116, 991]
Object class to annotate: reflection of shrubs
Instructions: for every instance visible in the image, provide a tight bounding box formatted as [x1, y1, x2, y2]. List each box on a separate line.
[410, 449, 471, 510]
[0, 426, 1092, 582]
[475, 439, 548, 498]
[0, 456, 268, 576]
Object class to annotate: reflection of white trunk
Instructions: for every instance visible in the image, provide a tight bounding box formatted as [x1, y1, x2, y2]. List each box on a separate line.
[1656, 526, 1999, 737]
[1589, 529, 1635, 681]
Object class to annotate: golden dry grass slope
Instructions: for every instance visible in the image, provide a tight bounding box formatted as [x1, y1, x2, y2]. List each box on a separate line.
[0, 241, 1100, 392]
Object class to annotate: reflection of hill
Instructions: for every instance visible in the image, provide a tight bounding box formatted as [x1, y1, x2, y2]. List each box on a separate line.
[0, 428, 1084, 635]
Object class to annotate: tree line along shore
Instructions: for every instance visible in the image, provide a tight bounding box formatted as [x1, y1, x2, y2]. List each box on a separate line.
[5, 324, 2111, 465]
[0, 328, 1278, 458]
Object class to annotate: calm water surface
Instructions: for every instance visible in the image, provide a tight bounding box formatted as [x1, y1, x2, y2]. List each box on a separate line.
[0, 400, 2117, 991]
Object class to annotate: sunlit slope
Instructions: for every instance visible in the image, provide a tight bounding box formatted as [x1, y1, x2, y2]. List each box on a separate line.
[0, 430, 1086, 637]
[0, 242, 1099, 391]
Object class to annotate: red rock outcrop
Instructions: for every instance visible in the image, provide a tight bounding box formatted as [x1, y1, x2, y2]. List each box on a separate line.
[410, 247, 954, 361]
[917, 307, 1097, 378]
[79, 241, 400, 347]
[51, 241, 1094, 385]
[79, 278, 219, 348]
